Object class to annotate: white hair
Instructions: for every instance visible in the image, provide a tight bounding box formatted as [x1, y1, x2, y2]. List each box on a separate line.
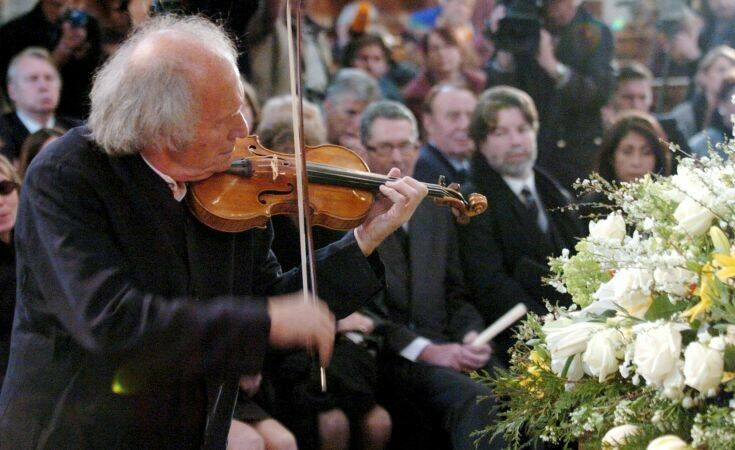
[7, 47, 59, 85]
[88, 15, 239, 156]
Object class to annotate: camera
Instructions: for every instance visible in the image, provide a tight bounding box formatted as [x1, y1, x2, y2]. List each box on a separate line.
[487, 0, 546, 55]
[59, 8, 89, 28]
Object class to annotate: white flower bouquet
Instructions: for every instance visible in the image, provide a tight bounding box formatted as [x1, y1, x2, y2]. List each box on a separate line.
[480, 142, 735, 449]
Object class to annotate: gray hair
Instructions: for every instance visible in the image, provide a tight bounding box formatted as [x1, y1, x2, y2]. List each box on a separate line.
[88, 15, 239, 156]
[325, 68, 382, 104]
[7, 47, 58, 85]
[360, 100, 418, 145]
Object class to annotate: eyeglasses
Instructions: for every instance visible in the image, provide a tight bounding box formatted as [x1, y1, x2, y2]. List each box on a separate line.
[365, 141, 418, 157]
[0, 180, 19, 195]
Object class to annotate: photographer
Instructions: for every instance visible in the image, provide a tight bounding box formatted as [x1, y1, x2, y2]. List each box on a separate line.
[0, 0, 103, 118]
[485, 0, 614, 190]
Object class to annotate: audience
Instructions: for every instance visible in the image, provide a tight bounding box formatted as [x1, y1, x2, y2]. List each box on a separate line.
[0, 47, 80, 163]
[689, 71, 735, 158]
[485, 0, 615, 190]
[668, 45, 735, 140]
[604, 62, 690, 155]
[5, 1, 735, 448]
[0, 0, 103, 118]
[414, 83, 477, 185]
[17, 127, 65, 178]
[342, 34, 404, 102]
[0, 154, 20, 389]
[359, 100, 503, 450]
[459, 86, 583, 364]
[403, 27, 486, 118]
[323, 68, 383, 159]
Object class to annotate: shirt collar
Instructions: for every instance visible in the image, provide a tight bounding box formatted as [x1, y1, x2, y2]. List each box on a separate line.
[16, 110, 55, 134]
[502, 172, 537, 199]
[140, 154, 188, 202]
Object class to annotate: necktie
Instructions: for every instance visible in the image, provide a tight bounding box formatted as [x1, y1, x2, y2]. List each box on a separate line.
[521, 186, 547, 232]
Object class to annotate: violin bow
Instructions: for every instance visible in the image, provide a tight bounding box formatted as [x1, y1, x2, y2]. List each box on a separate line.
[286, 0, 328, 392]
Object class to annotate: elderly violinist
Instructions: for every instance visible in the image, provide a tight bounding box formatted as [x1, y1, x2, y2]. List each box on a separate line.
[0, 15, 427, 449]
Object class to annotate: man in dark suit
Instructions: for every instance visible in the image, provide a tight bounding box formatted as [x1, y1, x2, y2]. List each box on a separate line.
[357, 100, 504, 450]
[0, 47, 80, 162]
[413, 84, 477, 187]
[0, 16, 428, 449]
[460, 86, 583, 364]
[486, 0, 614, 190]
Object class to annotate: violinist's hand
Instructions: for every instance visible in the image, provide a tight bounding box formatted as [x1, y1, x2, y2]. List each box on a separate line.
[267, 291, 336, 367]
[354, 168, 428, 256]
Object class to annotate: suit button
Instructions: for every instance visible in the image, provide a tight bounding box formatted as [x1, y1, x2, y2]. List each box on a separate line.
[556, 139, 566, 148]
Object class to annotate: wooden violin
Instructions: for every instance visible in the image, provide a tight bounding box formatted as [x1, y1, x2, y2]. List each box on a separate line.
[187, 135, 488, 233]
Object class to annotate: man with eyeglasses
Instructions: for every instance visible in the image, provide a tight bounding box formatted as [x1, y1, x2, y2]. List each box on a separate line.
[357, 100, 505, 450]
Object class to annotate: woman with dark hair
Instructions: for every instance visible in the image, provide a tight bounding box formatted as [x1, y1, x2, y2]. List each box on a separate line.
[597, 111, 672, 183]
[402, 26, 486, 117]
[582, 111, 672, 222]
[17, 127, 65, 178]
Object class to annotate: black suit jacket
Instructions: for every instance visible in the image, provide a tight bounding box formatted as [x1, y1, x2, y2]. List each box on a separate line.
[367, 200, 484, 354]
[0, 127, 384, 449]
[459, 155, 583, 361]
[0, 112, 81, 161]
[412, 143, 469, 187]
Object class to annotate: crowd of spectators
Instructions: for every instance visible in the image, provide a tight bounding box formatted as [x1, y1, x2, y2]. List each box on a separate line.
[2, 0, 735, 449]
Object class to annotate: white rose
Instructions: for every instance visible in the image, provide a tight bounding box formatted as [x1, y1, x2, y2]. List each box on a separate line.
[583, 328, 623, 382]
[589, 213, 626, 243]
[633, 323, 682, 387]
[551, 353, 584, 381]
[594, 269, 653, 318]
[653, 267, 696, 297]
[602, 424, 640, 449]
[683, 341, 724, 395]
[674, 197, 715, 236]
[543, 320, 606, 360]
[646, 435, 692, 450]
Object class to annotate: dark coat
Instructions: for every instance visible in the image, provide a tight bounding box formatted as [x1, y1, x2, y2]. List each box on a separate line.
[0, 127, 384, 449]
[459, 155, 583, 362]
[368, 200, 484, 354]
[0, 112, 81, 161]
[485, 7, 614, 190]
[412, 143, 470, 187]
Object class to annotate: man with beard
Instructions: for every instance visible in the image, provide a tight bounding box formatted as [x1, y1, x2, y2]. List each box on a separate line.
[413, 84, 477, 186]
[458, 86, 582, 365]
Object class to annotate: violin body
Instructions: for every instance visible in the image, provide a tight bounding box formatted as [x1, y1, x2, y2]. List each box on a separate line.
[188, 136, 375, 233]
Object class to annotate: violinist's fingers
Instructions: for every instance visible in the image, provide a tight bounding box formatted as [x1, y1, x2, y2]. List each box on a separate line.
[387, 167, 401, 178]
[378, 184, 408, 206]
[400, 176, 429, 201]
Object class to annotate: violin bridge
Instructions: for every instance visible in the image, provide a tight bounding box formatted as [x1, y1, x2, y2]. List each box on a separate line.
[270, 157, 279, 181]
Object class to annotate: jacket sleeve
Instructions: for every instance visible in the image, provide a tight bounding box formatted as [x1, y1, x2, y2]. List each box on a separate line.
[18, 158, 271, 379]
[250, 225, 385, 320]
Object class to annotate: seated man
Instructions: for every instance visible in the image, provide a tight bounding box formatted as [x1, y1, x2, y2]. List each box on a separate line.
[414, 83, 477, 186]
[358, 100, 504, 450]
[460, 86, 583, 364]
[0, 16, 427, 449]
[0, 47, 81, 163]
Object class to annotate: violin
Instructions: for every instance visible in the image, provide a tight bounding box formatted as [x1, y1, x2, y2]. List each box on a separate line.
[187, 134, 488, 233]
